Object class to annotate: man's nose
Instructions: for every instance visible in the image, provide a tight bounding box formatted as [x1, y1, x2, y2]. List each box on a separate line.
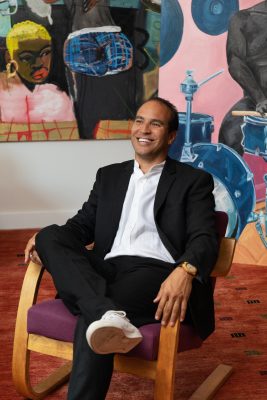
[140, 121, 151, 133]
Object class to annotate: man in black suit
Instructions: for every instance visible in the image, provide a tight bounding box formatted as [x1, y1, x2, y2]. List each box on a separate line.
[25, 97, 218, 400]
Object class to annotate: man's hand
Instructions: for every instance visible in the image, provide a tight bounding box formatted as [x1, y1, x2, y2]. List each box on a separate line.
[153, 267, 193, 327]
[24, 233, 42, 265]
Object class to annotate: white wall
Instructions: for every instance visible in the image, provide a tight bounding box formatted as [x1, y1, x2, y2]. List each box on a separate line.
[0, 140, 134, 229]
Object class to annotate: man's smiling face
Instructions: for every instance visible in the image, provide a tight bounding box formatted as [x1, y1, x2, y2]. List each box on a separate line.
[131, 100, 176, 166]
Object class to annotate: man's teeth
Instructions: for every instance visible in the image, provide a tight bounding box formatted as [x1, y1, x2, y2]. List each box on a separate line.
[138, 138, 152, 142]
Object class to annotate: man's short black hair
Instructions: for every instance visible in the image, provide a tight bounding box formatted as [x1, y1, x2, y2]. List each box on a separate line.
[144, 96, 179, 133]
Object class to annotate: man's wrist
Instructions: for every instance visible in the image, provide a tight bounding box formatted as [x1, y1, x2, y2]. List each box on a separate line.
[178, 262, 198, 277]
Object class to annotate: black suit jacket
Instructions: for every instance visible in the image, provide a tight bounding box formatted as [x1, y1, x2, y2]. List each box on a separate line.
[64, 157, 219, 339]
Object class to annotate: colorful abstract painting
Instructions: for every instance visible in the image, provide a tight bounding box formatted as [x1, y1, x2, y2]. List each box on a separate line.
[0, 0, 161, 141]
[160, 0, 267, 262]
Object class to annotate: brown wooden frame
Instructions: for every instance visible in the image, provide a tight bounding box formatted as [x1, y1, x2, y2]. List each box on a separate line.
[12, 237, 236, 400]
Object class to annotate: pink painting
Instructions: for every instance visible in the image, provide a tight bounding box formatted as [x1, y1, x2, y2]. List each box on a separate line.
[160, 0, 267, 263]
[161, 0, 267, 201]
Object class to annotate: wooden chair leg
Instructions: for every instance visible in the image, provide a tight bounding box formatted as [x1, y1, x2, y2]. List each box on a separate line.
[13, 344, 71, 400]
[12, 261, 71, 398]
[154, 321, 180, 400]
[189, 364, 233, 400]
[32, 362, 72, 397]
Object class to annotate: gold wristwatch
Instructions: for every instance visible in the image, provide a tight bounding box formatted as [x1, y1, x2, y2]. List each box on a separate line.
[180, 262, 198, 276]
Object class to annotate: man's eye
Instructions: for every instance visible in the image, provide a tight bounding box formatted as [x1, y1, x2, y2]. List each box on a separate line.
[151, 122, 161, 127]
[20, 56, 33, 63]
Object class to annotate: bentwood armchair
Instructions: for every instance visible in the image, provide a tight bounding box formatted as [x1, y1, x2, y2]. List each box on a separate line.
[12, 211, 236, 400]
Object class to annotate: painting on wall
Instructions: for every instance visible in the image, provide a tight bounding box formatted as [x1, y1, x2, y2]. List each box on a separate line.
[160, 0, 267, 264]
[0, 0, 161, 141]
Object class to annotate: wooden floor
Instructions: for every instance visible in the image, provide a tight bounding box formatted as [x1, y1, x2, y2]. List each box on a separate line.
[1, 229, 267, 400]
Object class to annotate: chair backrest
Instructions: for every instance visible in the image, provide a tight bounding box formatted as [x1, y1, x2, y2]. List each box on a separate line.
[211, 211, 236, 278]
[215, 210, 228, 237]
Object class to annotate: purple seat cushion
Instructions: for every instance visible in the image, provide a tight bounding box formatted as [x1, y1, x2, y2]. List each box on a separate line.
[28, 299, 77, 343]
[27, 299, 202, 361]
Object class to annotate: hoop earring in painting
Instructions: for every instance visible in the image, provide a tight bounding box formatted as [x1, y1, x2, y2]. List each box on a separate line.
[6, 60, 18, 79]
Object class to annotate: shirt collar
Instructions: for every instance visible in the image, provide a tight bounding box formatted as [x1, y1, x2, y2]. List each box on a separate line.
[134, 159, 166, 176]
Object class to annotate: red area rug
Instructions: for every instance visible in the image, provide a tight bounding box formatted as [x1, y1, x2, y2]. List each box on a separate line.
[0, 230, 267, 399]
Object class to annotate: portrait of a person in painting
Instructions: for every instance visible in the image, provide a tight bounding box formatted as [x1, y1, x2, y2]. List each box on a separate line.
[62, 0, 136, 139]
[0, 1, 160, 140]
[219, 1, 267, 155]
[0, 20, 75, 123]
[43, 0, 155, 139]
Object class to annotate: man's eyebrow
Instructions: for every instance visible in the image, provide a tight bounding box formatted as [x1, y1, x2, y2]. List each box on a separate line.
[150, 119, 164, 125]
[134, 115, 165, 125]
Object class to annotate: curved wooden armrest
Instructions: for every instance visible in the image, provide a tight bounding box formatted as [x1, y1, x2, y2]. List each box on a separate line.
[154, 320, 180, 399]
[12, 262, 45, 378]
[18, 261, 45, 310]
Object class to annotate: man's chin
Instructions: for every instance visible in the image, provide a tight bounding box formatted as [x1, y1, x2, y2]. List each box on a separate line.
[135, 150, 154, 159]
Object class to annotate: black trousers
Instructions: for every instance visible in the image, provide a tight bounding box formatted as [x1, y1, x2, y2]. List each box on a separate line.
[36, 225, 175, 400]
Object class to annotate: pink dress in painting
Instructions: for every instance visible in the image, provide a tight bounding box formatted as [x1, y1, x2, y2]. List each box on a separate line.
[0, 73, 75, 123]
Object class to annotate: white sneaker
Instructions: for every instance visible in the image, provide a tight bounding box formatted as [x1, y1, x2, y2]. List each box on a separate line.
[86, 310, 143, 354]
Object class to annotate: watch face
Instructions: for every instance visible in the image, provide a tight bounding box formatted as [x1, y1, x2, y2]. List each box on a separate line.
[185, 263, 197, 275]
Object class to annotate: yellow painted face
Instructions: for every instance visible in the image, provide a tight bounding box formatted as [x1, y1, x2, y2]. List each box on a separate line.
[13, 38, 52, 84]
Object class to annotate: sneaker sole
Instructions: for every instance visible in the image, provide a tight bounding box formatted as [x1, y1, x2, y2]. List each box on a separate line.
[88, 326, 142, 354]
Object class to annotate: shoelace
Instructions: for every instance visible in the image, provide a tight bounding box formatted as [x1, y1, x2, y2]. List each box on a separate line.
[102, 310, 129, 321]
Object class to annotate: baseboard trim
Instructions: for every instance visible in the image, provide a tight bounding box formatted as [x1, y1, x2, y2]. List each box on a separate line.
[0, 210, 75, 229]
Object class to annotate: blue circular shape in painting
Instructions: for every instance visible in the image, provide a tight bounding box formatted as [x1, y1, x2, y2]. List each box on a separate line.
[191, 0, 239, 36]
[160, 0, 184, 67]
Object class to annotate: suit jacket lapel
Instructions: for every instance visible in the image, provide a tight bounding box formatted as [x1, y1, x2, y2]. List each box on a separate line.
[154, 157, 177, 216]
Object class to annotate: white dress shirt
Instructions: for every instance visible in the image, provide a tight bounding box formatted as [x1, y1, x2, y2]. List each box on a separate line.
[105, 160, 175, 263]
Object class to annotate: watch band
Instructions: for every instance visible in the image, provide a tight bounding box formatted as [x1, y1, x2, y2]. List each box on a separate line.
[180, 261, 198, 276]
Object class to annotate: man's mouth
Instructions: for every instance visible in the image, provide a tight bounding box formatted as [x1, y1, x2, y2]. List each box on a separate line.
[137, 138, 153, 143]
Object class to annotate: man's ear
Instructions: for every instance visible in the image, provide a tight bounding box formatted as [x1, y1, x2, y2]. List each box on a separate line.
[168, 130, 176, 145]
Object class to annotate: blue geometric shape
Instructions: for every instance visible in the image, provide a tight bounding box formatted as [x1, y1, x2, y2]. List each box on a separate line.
[160, 0, 184, 66]
[241, 116, 267, 158]
[191, 0, 239, 36]
[184, 143, 255, 238]
[168, 112, 214, 161]
[64, 31, 133, 77]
